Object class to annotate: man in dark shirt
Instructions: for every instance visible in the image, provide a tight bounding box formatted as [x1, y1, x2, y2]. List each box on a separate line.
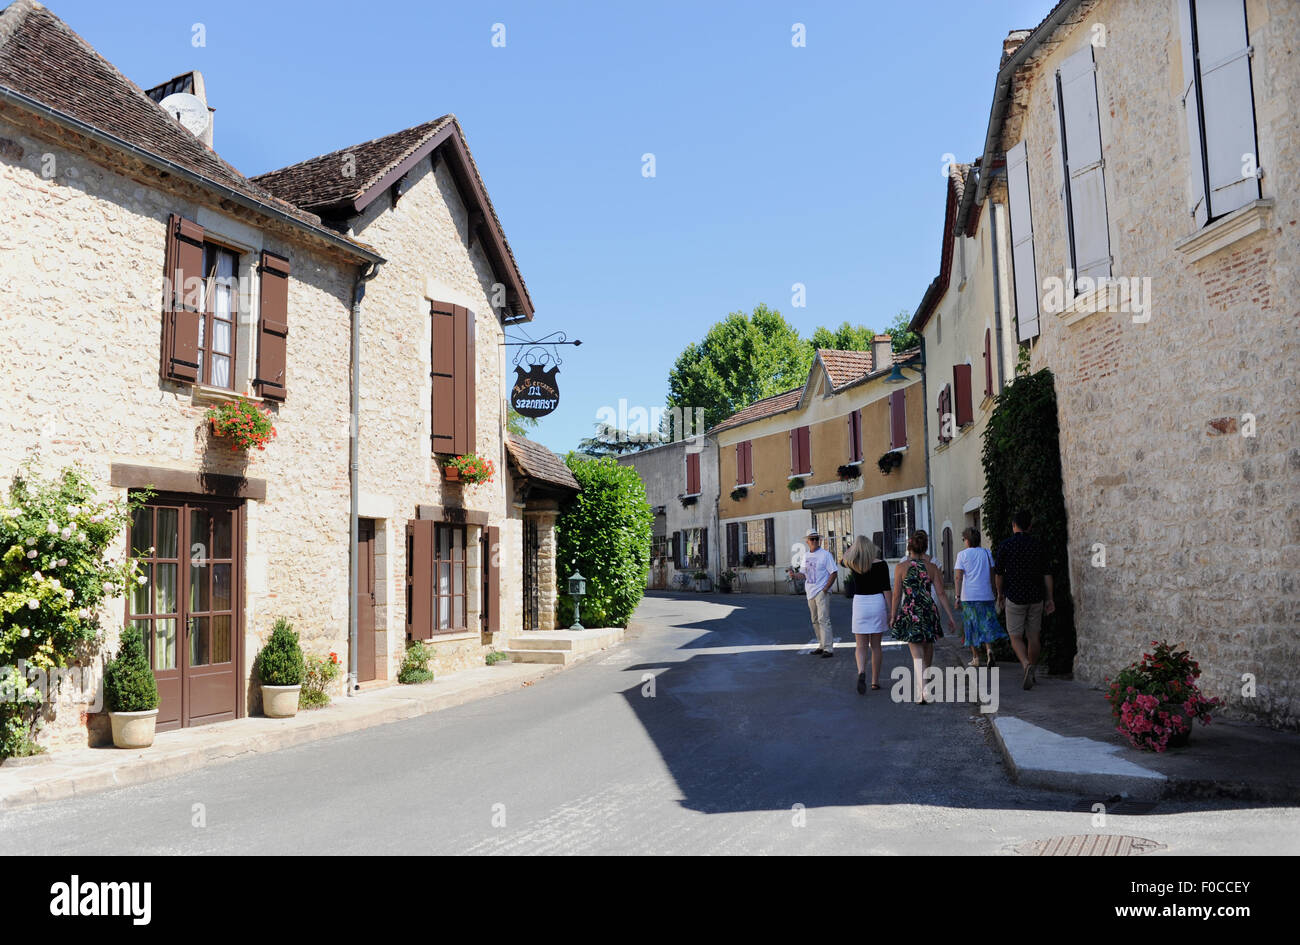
[994, 510, 1055, 690]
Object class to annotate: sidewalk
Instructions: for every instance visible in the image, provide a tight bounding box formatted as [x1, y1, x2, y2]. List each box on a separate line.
[1, 659, 570, 811]
[933, 633, 1300, 803]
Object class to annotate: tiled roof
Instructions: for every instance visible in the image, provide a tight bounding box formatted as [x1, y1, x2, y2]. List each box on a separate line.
[817, 348, 874, 390]
[0, 0, 374, 257]
[708, 386, 804, 435]
[505, 435, 579, 492]
[252, 116, 456, 211]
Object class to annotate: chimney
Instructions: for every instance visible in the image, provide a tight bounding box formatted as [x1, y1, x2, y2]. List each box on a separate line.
[873, 335, 894, 372]
[1002, 29, 1031, 65]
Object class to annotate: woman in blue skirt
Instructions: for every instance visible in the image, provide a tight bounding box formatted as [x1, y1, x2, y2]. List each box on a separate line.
[953, 527, 1006, 666]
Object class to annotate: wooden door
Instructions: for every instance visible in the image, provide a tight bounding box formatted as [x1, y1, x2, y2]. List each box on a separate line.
[356, 519, 377, 682]
[127, 497, 242, 730]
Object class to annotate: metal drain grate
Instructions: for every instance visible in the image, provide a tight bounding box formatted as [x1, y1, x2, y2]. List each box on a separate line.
[1015, 835, 1167, 856]
[1070, 798, 1159, 815]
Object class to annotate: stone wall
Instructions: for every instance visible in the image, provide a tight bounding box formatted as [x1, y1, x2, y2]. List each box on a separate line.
[1001, 0, 1300, 727]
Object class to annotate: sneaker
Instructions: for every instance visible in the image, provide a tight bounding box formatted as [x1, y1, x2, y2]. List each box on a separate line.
[820, 649, 834, 658]
[809, 648, 825, 656]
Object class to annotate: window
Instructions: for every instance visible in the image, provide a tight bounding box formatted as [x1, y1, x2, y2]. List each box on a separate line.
[882, 496, 916, 559]
[727, 518, 775, 568]
[197, 244, 238, 390]
[735, 440, 754, 485]
[812, 507, 853, 563]
[847, 409, 863, 463]
[790, 426, 811, 475]
[1054, 44, 1112, 284]
[685, 451, 701, 495]
[431, 525, 466, 632]
[407, 520, 470, 637]
[651, 535, 671, 564]
[889, 389, 908, 449]
[678, 527, 707, 569]
[1006, 140, 1040, 341]
[1179, 0, 1261, 226]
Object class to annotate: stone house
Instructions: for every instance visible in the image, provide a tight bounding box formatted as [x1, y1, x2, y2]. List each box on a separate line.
[617, 436, 719, 591]
[0, 0, 569, 749]
[909, 161, 1017, 581]
[710, 345, 927, 593]
[971, 0, 1299, 727]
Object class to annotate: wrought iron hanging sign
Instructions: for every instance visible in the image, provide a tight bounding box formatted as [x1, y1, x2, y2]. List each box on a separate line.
[503, 330, 580, 419]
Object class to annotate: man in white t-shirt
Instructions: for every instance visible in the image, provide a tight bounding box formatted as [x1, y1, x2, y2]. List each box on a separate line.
[800, 528, 837, 658]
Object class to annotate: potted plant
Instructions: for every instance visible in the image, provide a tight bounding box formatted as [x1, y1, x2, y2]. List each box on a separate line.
[1105, 641, 1222, 752]
[680, 494, 698, 508]
[299, 651, 341, 709]
[692, 570, 711, 592]
[730, 486, 748, 501]
[442, 454, 495, 485]
[718, 569, 737, 592]
[877, 450, 902, 475]
[206, 398, 276, 452]
[103, 625, 160, 749]
[742, 551, 763, 568]
[257, 617, 305, 718]
[787, 476, 805, 492]
[837, 463, 859, 481]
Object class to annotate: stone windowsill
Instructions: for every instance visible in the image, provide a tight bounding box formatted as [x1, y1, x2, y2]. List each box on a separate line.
[191, 384, 265, 406]
[428, 629, 482, 644]
[1174, 198, 1274, 263]
[1053, 278, 1128, 329]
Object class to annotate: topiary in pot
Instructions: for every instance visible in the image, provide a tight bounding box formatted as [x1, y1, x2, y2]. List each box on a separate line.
[257, 617, 305, 718]
[104, 625, 160, 748]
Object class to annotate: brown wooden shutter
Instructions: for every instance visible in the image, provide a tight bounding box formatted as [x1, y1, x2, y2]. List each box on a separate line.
[789, 430, 796, 473]
[890, 391, 907, 449]
[160, 213, 204, 383]
[872, 530, 886, 560]
[849, 409, 863, 462]
[686, 452, 700, 494]
[484, 524, 500, 633]
[983, 328, 993, 396]
[744, 441, 753, 484]
[764, 518, 776, 566]
[431, 302, 476, 455]
[406, 519, 434, 640]
[700, 527, 708, 568]
[954, 363, 973, 427]
[795, 426, 811, 474]
[254, 251, 290, 401]
[726, 522, 739, 567]
[672, 531, 681, 568]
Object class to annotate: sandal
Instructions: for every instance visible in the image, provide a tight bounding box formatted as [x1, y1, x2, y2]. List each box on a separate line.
[871, 683, 881, 690]
[857, 674, 867, 695]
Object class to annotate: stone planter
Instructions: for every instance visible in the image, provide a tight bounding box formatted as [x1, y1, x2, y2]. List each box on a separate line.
[262, 684, 302, 718]
[108, 709, 159, 749]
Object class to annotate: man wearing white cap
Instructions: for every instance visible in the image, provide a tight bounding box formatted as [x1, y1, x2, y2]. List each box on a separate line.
[801, 528, 837, 657]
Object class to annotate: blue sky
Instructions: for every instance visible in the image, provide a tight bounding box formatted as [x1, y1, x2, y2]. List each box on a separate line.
[54, 0, 1054, 454]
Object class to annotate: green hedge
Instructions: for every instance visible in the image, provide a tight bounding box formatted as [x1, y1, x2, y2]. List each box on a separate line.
[980, 368, 1077, 674]
[555, 454, 654, 628]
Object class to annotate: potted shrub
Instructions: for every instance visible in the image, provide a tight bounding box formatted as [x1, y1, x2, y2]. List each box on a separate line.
[442, 454, 495, 485]
[103, 625, 160, 749]
[787, 476, 805, 492]
[730, 486, 748, 501]
[692, 570, 711, 592]
[257, 618, 305, 718]
[680, 494, 698, 508]
[877, 451, 902, 475]
[742, 551, 762, 568]
[718, 569, 737, 593]
[206, 398, 276, 452]
[1105, 641, 1222, 752]
[837, 463, 859, 481]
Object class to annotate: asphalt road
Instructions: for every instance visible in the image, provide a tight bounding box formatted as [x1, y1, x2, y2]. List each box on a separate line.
[2, 592, 1295, 854]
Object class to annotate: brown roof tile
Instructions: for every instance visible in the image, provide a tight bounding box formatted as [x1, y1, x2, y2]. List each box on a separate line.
[0, 0, 377, 258]
[708, 386, 804, 435]
[816, 348, 874, 390]
[505, 435, 579, 492]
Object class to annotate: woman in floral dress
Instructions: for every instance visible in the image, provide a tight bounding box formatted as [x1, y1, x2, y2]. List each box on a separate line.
[891, 531, 957, 703]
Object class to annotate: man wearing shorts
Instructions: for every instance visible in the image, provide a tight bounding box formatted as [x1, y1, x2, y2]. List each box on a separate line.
[994, 511, 1054, 689]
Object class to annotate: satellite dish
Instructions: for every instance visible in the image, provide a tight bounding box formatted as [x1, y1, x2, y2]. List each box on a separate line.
[158, 92, 211, 138]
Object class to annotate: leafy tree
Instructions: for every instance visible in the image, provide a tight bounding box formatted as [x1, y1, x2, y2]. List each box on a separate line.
[576, 422, 660, 458]
[810, 321, 875, 351]
[666, 304, 812, 432]
[886, 309, 921, 352]
[507, 407, 538, 437]
[555, 454, 654, 628]
[981, 368, 1076, 674]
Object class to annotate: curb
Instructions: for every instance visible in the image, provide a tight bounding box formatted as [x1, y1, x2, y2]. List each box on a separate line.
[991, 715, 1168, 800]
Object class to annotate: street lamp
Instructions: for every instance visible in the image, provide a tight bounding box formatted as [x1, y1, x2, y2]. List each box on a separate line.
[567, 571, 587, 630]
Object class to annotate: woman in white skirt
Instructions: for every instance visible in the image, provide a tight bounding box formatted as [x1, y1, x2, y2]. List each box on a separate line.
[842, 536, 892, 694]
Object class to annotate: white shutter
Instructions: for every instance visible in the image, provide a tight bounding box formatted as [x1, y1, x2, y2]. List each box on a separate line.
[1178, 0, 1209, 227]
[1057, 45, 1111, 283]
[1006, 140, 1040, 341]
[1192, 0, 1260, 218]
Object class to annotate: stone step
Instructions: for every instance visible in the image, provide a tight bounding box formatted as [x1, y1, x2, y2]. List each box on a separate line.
[500, 648, 571, 665]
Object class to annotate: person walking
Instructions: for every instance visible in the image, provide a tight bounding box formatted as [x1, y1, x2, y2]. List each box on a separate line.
[842, 535, 891, 693]
[801, 528, 837, 658]
[891, 531, 957, 703]
[953, 527, 1005, 667]
[993, 511, 1055, 690]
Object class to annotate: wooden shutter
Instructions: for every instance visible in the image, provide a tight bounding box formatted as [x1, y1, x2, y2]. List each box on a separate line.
[848, 409, 863, 462]
[789, 430, 797, 473]
[431, 302, 475, 455]
[726, 522, 739, 568]
[484, 525, 500, 633]
[671, 531, 681, 568]
[1056, 45, 1111, 283]
[160, 213, 204, 383]
[1179, 0, 1209, 226]
[1006, 140, 1040, 341]
[1186, 0, 1259, 219]
[983, 328, 993, 397]
[872, 530, 885, 561]
[254, 251, 290, 401]
[745, 441, 753, 484]
[793, 426, 810, 474]
[954, 364, 973, 427]
[406, 520, 434, 640]
[699, 528, 708, 568]
[890, 390, 907, 449]
[764, 518, 775, 566]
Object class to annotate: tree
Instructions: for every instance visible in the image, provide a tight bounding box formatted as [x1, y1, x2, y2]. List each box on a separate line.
[886, 309, 921, 352]
[575, 422, 660, 458]
[555, 454, 654, 628]
[507, 407, 538, 438]
[810, 321, 875, 351]
[666, 304, 812, 431]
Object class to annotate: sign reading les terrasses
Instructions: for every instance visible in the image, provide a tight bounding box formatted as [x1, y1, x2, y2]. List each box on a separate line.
[511, 364, 559, 418]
